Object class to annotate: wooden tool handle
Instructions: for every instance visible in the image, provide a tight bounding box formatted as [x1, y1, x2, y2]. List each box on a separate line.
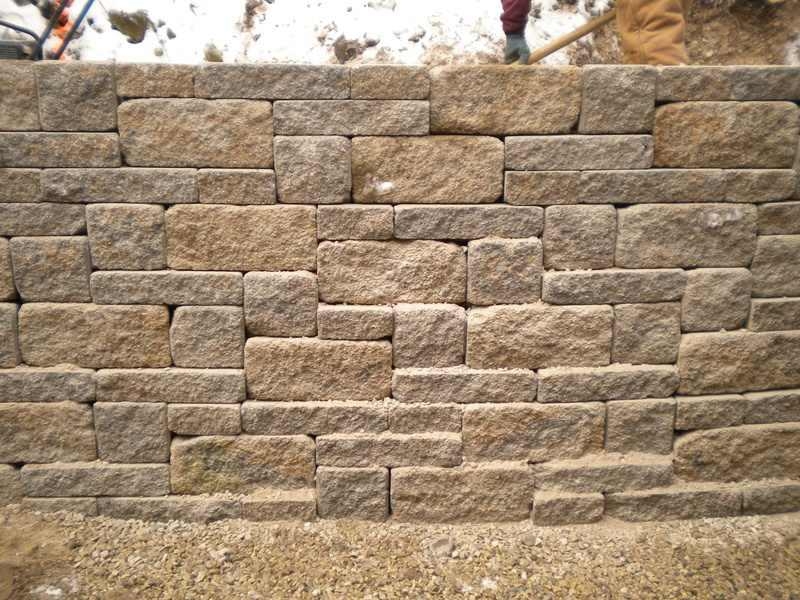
[527, 8, 617, 64]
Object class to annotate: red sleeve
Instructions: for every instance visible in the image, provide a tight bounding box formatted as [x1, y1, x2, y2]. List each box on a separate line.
[501, 0, 532, 34]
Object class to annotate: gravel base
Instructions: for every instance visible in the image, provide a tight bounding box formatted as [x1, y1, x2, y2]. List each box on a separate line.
[1, 506, 799, 599]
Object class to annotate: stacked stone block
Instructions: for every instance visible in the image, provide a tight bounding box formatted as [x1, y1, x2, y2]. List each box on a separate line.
[1, 62, 799, 525]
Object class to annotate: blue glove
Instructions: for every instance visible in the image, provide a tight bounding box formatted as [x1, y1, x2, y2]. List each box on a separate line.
[504, 33, 530, 64]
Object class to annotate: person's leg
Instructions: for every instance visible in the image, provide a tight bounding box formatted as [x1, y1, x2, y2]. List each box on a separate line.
[616, 0, 690, 65]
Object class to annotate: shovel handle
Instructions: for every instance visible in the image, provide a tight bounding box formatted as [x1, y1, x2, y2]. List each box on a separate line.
[527, 8, 617, 64]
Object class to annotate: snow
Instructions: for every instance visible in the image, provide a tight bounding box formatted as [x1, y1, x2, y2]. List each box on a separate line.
[0, 0, 610, 64]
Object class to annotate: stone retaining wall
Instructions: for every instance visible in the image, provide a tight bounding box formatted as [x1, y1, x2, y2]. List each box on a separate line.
[1, 62, 799, 524]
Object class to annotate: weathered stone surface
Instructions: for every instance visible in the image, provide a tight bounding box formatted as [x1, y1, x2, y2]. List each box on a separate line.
[241, 489, 317, 521]
[616, 204, 757, 268]
[542, 269, 687, 305]
[462, 403, 605, 462]
[0, 465, 21, 505]
[389, 403, 462, 433]
[391, 464, 533, 522]
[744, 390, 800, 424]
[749, 298, 800, 332]
[0, 133, 120, 168]
[681, 268, 752, 332]
[98, 496, 241, 523]
[606, 399, 675, 455]
[23, 497, 98, 516]
[171, 306, 244, 368]
[532, 492, 603, 526]
[95, 403, 169, 463]
[0, 169, 41, 203]
[675, 395, 747, 430]
[22, 462, 170, 497]
[430, 66, 580, 134]
[504, 171, 582, 206]
[245, 338, 392, 401]
[725, 170, 796, 203]
[96, 368, 245, 404]
[351, 65, 429, 99]
[656, 66, 734, 101]
[274, 136, 350, 204]
[654, 102, 799, 168]
[317, 467, 389, 521]
[0, 203, 85, 237]
[393, 304, 465, 368]
[758, 201, 800, 235]
[19, 303, 171, 368]
[115, 63, 196, 98]
[166, 205, 316, 271]
[0, 239, 12, 301]
[0, 61, 39, 130]
[317, 304, 394, 340]
[467, 238, 542, 305]
[42, 168, 197, 204]
[244, 271, 317, 337]
[678, 331, 800, 394]
[674, 423, 800, 482]
[195, 64, 349, 99]
[316, 433, 461, 467]
[352, 136, 503, 203]
[171, 435, 315, 494]
[531, 454, 673, 493]
[392, 367, 537, 404]
[750, 235, 800, 297]
[36, 62, 117, 131]
[543, 205, 616, 270]
[613, 303, 681, 364]
[168, 404, 241, 436]
[86, 204, 165, 270]
[198, 169, 276, 205]
[0, 303, 19, 368]
[317, 205, 393, 240]
[538, 365, 679, 403]
[731, 66, 800, 100]
[318, 240, 466, 304]
[10, 236, 91, 302]
[605, 484, 741, 521]
[0, 366, 94, 403]
[742, 482, 800, 515]
[506, 135, 653, 170]
[118, 99, 273, 168]
[0, 402, 96, 463]
[242, 401, 387, 436]
[466, 304, 612, 369]
[580, 66, 656, 133]
[395, 205, 542, 240]
[91, 271, 243, 305]
[273, 100, 428, 135]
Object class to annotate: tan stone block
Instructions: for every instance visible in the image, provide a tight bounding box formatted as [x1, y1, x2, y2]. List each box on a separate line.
[748, 298, 800, 332]
[0, 402, 96, 463]
[95, 403, 170, 463]
[579, 66, 656, 133]
[118, 99, 273, 168]
[751, 235, 800, 297]
[274, 136, 350, 204]
[91, 271, 243, 305]
[0, 465, 21, 505]
[504, 171, 582, 206]
[241, 489, 317, 521]
[96, 368, 245, 404]
[36, 62, 117, 131]
[0, 203, 85, 237]
[543, 205, 616, 270]
[273, 100, 428, 135]
[430, 66, 580, 134]
[0, 61, 39, 130]
[42, 168, 197, 204]
[542, 269, 686, 305]
[532, 492, 603, 526]
[605, 484, 741, 521]
[538, 365, 679, 403]
[352, 136, 503, 203]
[0, 238, 12, 301]
[318, 240, 466, 304]
[0, 366, 94, 403]
[10, 236, 90, 302]
[531, 454, 673, 493]
[316, 433, 461, 467]
[23, 497, 98, 516]
[395, 205, 542, 240]
[0, 169, 41, 203]
[758, 201, 800, 235]
[731, 66, 800, 100]
[391, 367, 537, 404]
[613, 303, 681, 364]
[86, 204, 165, 270]
[317, 467, 388, 520]
[171, 306, 244, 368]
[19, 303, 170, 368]
[743, 389, 800, 424]
[195, 64, 349, 99]
[166, 205, 316, 271]
[0, 133, 120, 168]
[170, 435, 315, 494]
[467, 238, 542, 305]
[245, 338, 392, 401]
[681, 268, 752, 332]
[0, 303, 19, 368]
[98, 496, 241, 523]
[675, 395, 747, 430]
[606, 399, 675, 455]
[317, 304, 394, 340]
[244, 271, 317, 337]
[22, 462, 170, 497]
[393, 304, 465, 368]
[168, 404, 241, 436]
[725, 170, 796, 203]
[115, 63, 196, 98]
[351, 65, 429, 99]
[198, 169, 276, 205]
[656, 66, 734, 101]
[466, 304, 612, 369]
[317, 205, 393, 240]
[742, 482, 800, 515]
[506, 135, 653, 170]
[241, 401, 387, 436]
[389, 403, 462, 434]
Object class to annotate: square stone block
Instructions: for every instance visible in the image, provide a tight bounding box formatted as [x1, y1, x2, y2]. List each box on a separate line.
[244, 271, 317, 337]
[171, 306, 245, 368]
[274, 136, 350, 204]
[10, 236, 91, 302]
[393, 304, 465, 368]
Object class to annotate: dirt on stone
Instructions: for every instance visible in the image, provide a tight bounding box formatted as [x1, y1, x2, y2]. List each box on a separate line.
[1, 505, 799, 599]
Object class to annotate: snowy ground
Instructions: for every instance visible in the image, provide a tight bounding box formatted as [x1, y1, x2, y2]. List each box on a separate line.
[0, 0, 610, 65]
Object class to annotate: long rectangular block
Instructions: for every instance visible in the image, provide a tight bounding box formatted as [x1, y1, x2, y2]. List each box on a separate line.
[394, 205, 543, 240]
[742, 482, 800, 516]
[388, 403, 462, 433]
[542, 269, 687, 305]
[0, 203, 85, 237]
[22, 462, 170, 497]
[351, 65, 429, 99]
[241, 401, 388, 435]
[98, 496, 241, 523]
[96, 368, 245, 404]
[538, 365, 679, 403]
[531, 454, 673, 493]
[505, 135, 653, 170]
[743, 389, 800, 425]
[0, 133, 120, 168]
[392, 367, 537, 404]
[42, 168, 196, 204]
[168, 404, 241, 436]
[675, 395, 747, 430]
[22, 497, 98, 516]
[316, 433, 462, 468]
[91, 271, 243, 305]
[241, 489, 317, 521]
[0, 366, 94, 403]
[605, 484, 741, 521]
[749, 298, 800, 332]
[0, 402, 96, 463]
[195, 64, 350, 99]
[0, 168, 41, 202]
[316, 205, 393, 241]
[317, 304, 394, 340]
[198, 169, 276, 205]
[115, 63, 196, 98]
[274, 100, 428, 135]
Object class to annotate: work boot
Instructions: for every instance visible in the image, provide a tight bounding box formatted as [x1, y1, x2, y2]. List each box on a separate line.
[616, 0, 691, 65]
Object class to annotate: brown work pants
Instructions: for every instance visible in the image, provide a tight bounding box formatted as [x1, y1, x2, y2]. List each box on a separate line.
[617, 0, 691, 65]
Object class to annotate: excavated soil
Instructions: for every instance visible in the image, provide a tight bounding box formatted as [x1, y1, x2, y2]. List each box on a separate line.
[1, 505, 799, 599]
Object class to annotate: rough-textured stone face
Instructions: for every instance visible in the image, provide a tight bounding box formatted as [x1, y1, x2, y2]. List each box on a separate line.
[99, 496, 240, 523]
[166, 205, 316, 271]
[198, 169, 276, 205]
[118, 99, 273, 168]
[36, 62, 117, 131]
[0, 465, 22, 505]
[351, 66, 430, 99]
[605, 485, 741, 522]
[316, 467, 389, 520]
[506, 135, 653, 171]
[274, 136, 350, 204]
[392, 367, 537, 404]
[19, 303, 171, 368]
[96, 368, 245, 404]
[0, 366, 95, 403]
[91, 271, 243, 306]
[391, 464, 533, 522]
[653, 101, 799, 168]
[242, 401, 387, 436]
[0, 133, 120, 168]
[656, 66, 734, 101]
[467, 304, 612, 369]
[389, 403, 462, 433]
[195, 64, 350, 99]
[393, 304, 465, 368]
[430, 66, 581, 134]
[0, 402, 96, 463]
[675, 395, 747, 431]
[244, 271, 317, 337]
[115, 63, 196, 98]
[95, 403, 170, 463]
[613, 303, 681, 365]
[245, 338, 392, 401]
[0, 239, 14, 302]
[538, 365, 679, 403]
[749, 299, 800, 332]
[531, 454, 674, 493]
[170, 435, 315, 494]
[24, 498, 97, 516]
[605, 399, 675, 455]
[318, 240, 466, 304]
[317, 205, 393, 240]
[616, 204, 757, 268]
[315, 433, 462, 468]
[758, 202, 800, 235]
[86, 204, 166, 270]
[681, 268, 752, 332]
[22, 463, 170, 497]
[543, 205, 616, 270]
[0, 62, 39, 130]
[0, 169, 41, 203]
[241, 489, 317, 522]
[467, 238, 542, 305]
[579, 66, 656, 133]
[462, 403, 605, 462]
[351, 136, 503, 203]
[725, 170, 796, 203]
[750, 235, 800, 297]
[674, 423, 800, 482]
[395, 205, 542, 240]
[533, 492, 604, 526]
[168, 404, 241, 436]
[742, 483, 800, 516]
[0, 303, 19, 368]
[678, 331, 800, 394]
[10, 236, 91, 302]
[41, 168, 197, 204]
[273, 100, 429, 135]
[317, 304, 394, 340]
[170, 306, 244, 368]
[744, 390, 800, 425]
[542, 269, 687, 305]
